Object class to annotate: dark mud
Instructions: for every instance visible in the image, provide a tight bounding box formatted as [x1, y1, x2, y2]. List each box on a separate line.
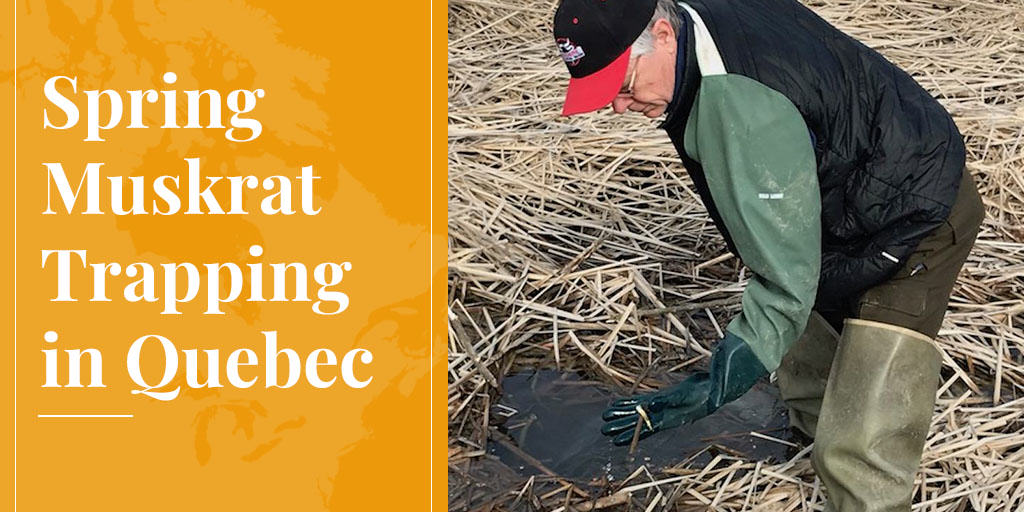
[489, 369, 793, 482]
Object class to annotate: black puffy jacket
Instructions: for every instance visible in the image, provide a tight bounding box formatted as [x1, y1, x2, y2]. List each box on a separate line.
[660, 0, 966, 307]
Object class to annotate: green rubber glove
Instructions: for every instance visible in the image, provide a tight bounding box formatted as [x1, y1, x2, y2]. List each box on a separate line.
[600, 332, 768, 446]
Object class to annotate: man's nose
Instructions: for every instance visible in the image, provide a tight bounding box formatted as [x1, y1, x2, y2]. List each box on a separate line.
[611, 96, 633, 114]
[627, 101, 647, 112]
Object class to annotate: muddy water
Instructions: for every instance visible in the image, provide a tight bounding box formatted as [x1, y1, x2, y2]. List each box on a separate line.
[490, 369, 793, 482]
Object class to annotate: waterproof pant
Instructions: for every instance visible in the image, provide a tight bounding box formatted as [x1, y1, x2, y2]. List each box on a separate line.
[777, 168, 985, 511]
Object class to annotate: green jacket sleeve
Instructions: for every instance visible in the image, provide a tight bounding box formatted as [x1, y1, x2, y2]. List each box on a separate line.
[683, 74, 821, 371]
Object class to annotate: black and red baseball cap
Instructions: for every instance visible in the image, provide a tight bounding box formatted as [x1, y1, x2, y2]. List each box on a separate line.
[553, 0, 657, 116]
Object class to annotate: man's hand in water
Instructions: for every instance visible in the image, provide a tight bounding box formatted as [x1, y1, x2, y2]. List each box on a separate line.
[600, 332, 768, 446]
[600, 373, 713, 445]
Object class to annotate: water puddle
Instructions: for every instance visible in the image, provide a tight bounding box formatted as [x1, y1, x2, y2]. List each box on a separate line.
[489, 369, 793, 482]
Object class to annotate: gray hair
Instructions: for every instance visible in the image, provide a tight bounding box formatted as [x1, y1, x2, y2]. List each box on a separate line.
[631, 0, 683, 56]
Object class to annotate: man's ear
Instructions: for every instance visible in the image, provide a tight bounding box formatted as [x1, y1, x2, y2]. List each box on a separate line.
[652, 18, 676, 54]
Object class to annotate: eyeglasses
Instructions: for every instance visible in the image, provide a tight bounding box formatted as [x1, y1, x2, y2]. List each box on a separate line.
[619, 56, 641, 96]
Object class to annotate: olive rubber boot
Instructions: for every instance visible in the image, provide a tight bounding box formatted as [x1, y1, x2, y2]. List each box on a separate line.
[811, 319, 942, 512]
[776, 311, 840, 438]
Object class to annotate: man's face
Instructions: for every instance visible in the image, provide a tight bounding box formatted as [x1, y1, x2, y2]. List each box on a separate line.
[610, 18, 677, 118]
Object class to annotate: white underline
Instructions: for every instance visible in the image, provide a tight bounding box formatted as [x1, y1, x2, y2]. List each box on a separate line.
[37, 414, 134, 418]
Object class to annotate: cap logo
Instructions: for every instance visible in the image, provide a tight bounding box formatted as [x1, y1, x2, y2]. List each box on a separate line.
[556, 37, 585, 66]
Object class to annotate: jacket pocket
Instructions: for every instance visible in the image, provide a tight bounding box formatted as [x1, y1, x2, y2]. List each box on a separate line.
[891, 219, 956, 281]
